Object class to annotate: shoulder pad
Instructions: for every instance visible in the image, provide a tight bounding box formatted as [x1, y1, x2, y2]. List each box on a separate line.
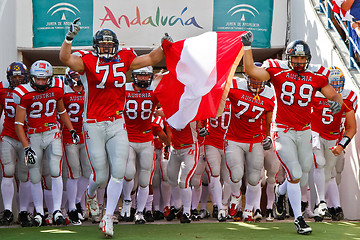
[64, 84, 74, 94]
[52, 77, 64, 89]
[314, 91, 325, 98]
[342, 89, 358, 110]
[307, 64, 330, 78]
[263, 59, 289, 69]
[231, 77, 247, 89]
[125, 82, 134, 91]
[260, 85, 275, 99]
[0, 81, 9, 89]
[73, 50, 93, 57]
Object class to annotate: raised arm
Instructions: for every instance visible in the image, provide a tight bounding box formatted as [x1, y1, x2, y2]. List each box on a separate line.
[241, 32, 271, 82]
[59, 18, 85, 73]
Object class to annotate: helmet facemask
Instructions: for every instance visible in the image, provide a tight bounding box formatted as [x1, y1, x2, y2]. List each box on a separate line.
[286, 40, 312, 73]
[93, 29, 119, 60]
[132, 66, 154, 89]
[245, 74, 265, 98]
[29, 60, 53, 92]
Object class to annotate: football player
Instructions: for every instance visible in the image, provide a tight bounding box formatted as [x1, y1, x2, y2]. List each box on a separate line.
[241, 32, 343, 234]
[13, 60, 79, 227]
[121, 66, 158, 224]
[59, 18, 168, 237]
[0, 62, 33, 227]
[225, 73, 275, 222]
[311, 66, 357, 221]
[62, 68, 91, 225]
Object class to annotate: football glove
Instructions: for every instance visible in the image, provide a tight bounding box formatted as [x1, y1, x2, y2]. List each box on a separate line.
[161, 33, 173, 46]
[241, 31, 253, 47]
[24, 146, 37, 165]
[262, 136, 272, 150]
[198, 127, 209, 137]
[328, 100, 341, 115]
[65, 18, 81, 41]
[70, 130, 80, 144]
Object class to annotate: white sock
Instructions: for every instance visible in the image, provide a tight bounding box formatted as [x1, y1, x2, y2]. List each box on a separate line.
[200, 185, 209, 210]
[191, 186, 201, 210]
[222, 181, 231, 206]
[76, 176, 88, 203]
[287, 182, 301, 218]
[181, 187, 192, 214]
[161, 181, 171, 207]
[152, 186, 160, 211]
[210, 176, 223, 208]
[97, 187, 106, 205]
[51, 176, 63, 211]
[266, 183, 275, 209]
[171, 185, 182, 209]
[229, 179, 242, 197]
[244, 183, 260, 211]
[279, 179, 287, 195]
[19, 180, 31, 212]
[131, 192, 137, 208]
[313, 168, 326, 203]
[31, 182, 44, 215]
[66, 178, 78, 211]
[253, 183, 262, 210]
[326, 178, 341, 207]
[146, 194, 153, 211]
[122, 179, 134, 201]
[87, 174, 97, 198]
[44, 189, 53, 213]
[1, 177, 14, 210]
[105, 177, 123, 215]
[136, 186, 149, 212]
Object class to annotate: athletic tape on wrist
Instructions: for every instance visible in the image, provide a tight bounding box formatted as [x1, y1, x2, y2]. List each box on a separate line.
[65, 38, 73, 44]
[243, 46, 251, 50]
[338, 136, 351, 149]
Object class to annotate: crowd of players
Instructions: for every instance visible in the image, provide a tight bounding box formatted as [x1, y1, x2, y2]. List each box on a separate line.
[0, 19, 357, 238]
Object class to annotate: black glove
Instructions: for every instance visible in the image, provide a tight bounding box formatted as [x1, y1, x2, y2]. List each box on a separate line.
[241, 31, 253, 47]
[24, 146, 37, 165]
[65, 18, 81, 41]
[198, 127, 209, 137]
[70, 130, 80, 144]
[328, 100, 341, 115]
[262, 136, 272, 150]
[161, 33, 173, 46]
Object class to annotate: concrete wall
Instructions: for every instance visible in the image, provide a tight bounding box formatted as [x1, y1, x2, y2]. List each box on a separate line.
[291, 0, 360, 220]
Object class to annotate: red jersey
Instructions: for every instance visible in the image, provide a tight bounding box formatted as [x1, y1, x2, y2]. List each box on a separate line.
[263, 59, 329, 130]
[152, 116, 167, 150]
[74, 49, 136, 121]
[204, 99, 231, 149]
[226, 78, 275, 143]
[13, 78, 64, 129]
[124, 83, 159, 143]
[311, 89, 357, 140]
[171, 121, 197, 149]
[62, 84, 85, 144]
[0, 81, 20, 140]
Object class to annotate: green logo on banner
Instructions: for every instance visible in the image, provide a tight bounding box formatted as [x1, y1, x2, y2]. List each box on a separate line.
[213, 0, 273, 48]
[33, 0, 93, 47]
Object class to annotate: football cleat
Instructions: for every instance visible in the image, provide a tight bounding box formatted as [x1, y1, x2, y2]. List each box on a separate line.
[163, 206, 171, 219]
[274, 184, 285, 219]
[0, 209, 14, 225]
[253, 209, 262, 222]
[99, 214, 114, 238]
[153, 210, 164, 220]
[233, 211, 243, 222]
[76, 202, 86, 221]
[199, 209, 210, 219]
[229, 194, 241, 217]
[86, 191, 100, 220]
[33, 213, 46, 227]
[217, 208, 227, 222]
[120, 200, 132, 222]
[212, 205, 218, 218]
[113, 211, 120, 224]
[334, 207, 344, 221]
[53, 210, 67, 225]
[314, 201, 330, 222]
[68, 209, 82, 225]
[180, 212, 191, 223]
[265, 209, 274, 222]
[19, 211, 33, 227]
[191, 209, 200, 221]
[144, 210, 154, 222]
[166, 206, 181, 221]
[294, 216, 312, 235]
[134, 212, 146, 224]
[243, 209, 254, 222]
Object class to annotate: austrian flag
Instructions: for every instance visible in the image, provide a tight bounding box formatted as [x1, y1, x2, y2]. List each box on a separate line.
[155, 31, 246, 129]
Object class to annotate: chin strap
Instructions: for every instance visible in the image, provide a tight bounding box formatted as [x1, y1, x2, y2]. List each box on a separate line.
[253, 88, 260, 101]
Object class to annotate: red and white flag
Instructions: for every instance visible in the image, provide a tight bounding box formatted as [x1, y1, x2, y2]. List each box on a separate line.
[155, 31, 245, 129]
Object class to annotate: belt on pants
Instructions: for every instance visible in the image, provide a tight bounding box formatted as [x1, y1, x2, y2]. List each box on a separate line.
[27, 125, 57, 134]
[85, 114, 123, 124]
